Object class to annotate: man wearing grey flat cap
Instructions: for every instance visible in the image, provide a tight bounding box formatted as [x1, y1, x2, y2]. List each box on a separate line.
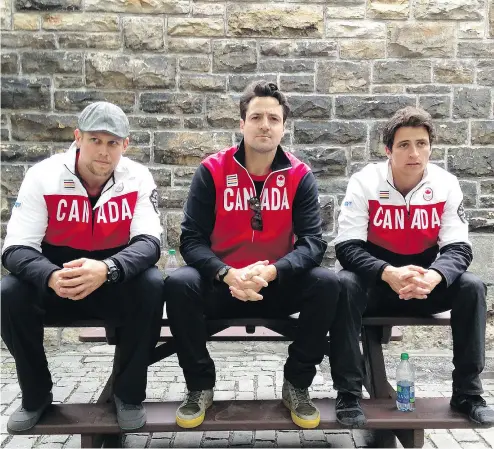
[1, 102, 164, 432]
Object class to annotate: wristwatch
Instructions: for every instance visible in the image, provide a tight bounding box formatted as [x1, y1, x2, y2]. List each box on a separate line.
[103, 258, 120, 284]
[217, 265, 232, 283]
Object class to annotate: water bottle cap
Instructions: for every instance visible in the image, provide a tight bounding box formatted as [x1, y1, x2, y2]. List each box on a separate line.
[401, 353, 409, 360]
[168, 249, 176, 255]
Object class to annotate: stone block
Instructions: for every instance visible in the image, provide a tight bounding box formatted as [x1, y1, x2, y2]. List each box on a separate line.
[85, 0, 189, 14]
[184, 117, 205, 129]
[149, 167, 172, 188]
[168, 18, 224, 37]
[406, 85, 451, 94]
[11, 113, 77, 141]
[453, 87, 491, 119]
[279, 75, 314, 93]
[326, 20, 386, 38]
[294, 121, 366, 145]
[54, 90, 135, 112]
[419, 95, 451, 119]
[173, 167, 196, 187]
[340, 40, 385, 59]
[57, 33, 120, 49]
[1, 143, 63, 162]
[21, 51, 82, 74]
[458, 41, 494, 58]
[129, 116, 181, 130]
[1, 76, 51, 110]
[180, 75, 226, 92]
[1, 165, 25, 197]
[213, 40, 257, 73]
[466, 209, 494, 233]
[448, 147, 494, 177]
[13, 13, 39, 30]
[125, 145, 150, 163]
[435, 121, 468, 145]
[179, 56, 210, 72]
[159, 188, 188, 209]
[42, 13, 118, 31]
[167, 38, 210, 54]
[1, 0, 12, 30]
[458, 22, 484, 39]
[326, 4, 365, 19]
[15, 0, 80, 10]
[206, 94, 239, 128]
[1, 32, 56, 49]
[53, 76, 83, 88]
[295, 148, 347, 180]
[259, 40, 337, 58]
[335, 95, 415, 119]
[1, 53, 18, 74]
[388, 23, 455, 58]
[480, 196, 494, 208]
[481, 180, 494, 195]
[228, 4, 323, 38]
[258, 59, 315, 73]
[433, 60, 475, 84]
[316, 61, 369, 93]
[477, 60, 494, 86]
[367, 0, 409, 19]
[471, 121, 494, 145]
[139, 92, 202, 114]
[373, 60, 431, 83]
[372, 85, 405, 94]
[123, 17, 164, 50]
[85, 53, 176, 89]
[228, 75, 277, 92]
[192, 2, 224, 16]
[414, 0, 483, 20]
[154, 131, 232, 165]
[165, 211, 183, 248]
[287, 95, 332, 119]
[490, 0, 494, 37]
[459, 180, 478, 208]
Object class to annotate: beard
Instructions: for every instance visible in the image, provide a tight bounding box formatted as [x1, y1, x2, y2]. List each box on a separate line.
[86, 161, 113, 177]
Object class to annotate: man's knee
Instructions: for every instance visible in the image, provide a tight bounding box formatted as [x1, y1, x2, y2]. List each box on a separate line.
[307, 267, 340, 298]
[455, 272, 487, 308]
[129, 267, 164, 309]
[1, 275, 34, 317]
[337, 270, 367, 309]
[165, 266, 203, 309]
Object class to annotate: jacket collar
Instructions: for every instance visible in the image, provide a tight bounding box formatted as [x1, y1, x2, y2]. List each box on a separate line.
[233, 139, 292, 172]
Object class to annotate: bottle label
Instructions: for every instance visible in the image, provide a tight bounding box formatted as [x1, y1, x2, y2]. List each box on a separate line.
[397, 382, 415, 405]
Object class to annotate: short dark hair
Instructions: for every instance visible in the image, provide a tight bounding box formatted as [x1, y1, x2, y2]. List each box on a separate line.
[239, 81, 290, 123]
[383, 106, 436, 150]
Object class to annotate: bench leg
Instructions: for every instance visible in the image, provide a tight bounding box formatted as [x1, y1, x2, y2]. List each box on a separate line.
[81, 434, 103, 448]
[393, 429, 425, 448]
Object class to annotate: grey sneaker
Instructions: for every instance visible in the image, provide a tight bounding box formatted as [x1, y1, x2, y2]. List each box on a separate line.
[114, 395, 146, 431]
[7, 392, 53, 432]
[176, 389, 214, 429]
[282, 378, 320, 429]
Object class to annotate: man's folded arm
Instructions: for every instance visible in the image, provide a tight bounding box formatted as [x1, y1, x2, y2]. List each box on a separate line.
[179, 164, 224, 280]
[273, 172, 328, 284]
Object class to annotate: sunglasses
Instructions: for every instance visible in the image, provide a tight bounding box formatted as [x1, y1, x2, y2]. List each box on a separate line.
[248, 196, 263, 231]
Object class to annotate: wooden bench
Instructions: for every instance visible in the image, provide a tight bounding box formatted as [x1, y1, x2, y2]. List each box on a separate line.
[10, 312, 487, 449]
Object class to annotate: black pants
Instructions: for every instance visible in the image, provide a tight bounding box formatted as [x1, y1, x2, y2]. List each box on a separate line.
[165, 266, 340, 391]
[338, 270, 487, 396]
[1, 267, 164, 410]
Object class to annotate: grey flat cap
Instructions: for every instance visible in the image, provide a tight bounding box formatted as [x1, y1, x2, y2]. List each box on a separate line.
[78, 101, 129, 139]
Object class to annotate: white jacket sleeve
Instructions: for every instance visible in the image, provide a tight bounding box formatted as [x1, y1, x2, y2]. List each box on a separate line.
[129, 168, 162, 241]
[333, 175, 369, 245]
[2, 166, 48, 254]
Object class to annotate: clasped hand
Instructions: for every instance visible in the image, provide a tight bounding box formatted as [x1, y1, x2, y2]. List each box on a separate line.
[382, 265, 442, 300]
[223, 260, 277, 302]
[48, 258, 108, 301]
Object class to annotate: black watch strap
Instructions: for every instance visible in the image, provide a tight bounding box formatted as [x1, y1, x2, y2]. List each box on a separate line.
[218, 265, 232, 283]
[103, 258, 120, 284]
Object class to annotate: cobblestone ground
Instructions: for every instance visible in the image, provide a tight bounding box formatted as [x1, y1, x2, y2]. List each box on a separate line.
[1, 337, 493, 449]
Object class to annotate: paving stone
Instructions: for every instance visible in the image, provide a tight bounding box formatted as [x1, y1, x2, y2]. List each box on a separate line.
[4, 436, 38, 448]
[255, 430, 276, 441]
[231, 431, 253, 446]
[277, 430, 302, 447]
[430, 432, 463, 448]
[124, 434, 149, 448]
[477, 429, 494, 447]
[325, 432, 354, 448]
[172, 432, 203, 448]
[450, 429, 481, 442]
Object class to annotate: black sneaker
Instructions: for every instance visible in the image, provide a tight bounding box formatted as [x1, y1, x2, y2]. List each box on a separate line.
[335, 392, 367, 428]
[450, 394, 494, 426]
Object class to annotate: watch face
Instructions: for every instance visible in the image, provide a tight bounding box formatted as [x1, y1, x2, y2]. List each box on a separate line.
[109, 269, 119, 282]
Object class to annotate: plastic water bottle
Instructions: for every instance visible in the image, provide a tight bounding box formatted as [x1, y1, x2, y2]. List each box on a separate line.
[396, 352, 415, 412]
[164, 249, 179, 278]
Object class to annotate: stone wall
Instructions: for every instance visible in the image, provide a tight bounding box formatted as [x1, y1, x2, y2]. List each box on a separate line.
[1, 0, 493, 304]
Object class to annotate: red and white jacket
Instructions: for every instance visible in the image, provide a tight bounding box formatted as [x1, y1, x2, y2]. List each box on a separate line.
[180, 142, 328, 282]
[2, 142, 162, 291]
[334, 161, 472, 286]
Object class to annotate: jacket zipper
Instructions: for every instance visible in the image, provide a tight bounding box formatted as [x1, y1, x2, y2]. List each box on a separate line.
[386, 179, 427, 217]
[233, 158, 290, 242]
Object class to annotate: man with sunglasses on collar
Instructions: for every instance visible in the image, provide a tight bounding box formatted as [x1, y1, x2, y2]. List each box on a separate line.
[166, 81, 344, 429]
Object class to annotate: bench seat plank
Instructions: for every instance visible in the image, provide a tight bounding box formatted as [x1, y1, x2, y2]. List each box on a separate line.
[13, 397, 480, 435]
